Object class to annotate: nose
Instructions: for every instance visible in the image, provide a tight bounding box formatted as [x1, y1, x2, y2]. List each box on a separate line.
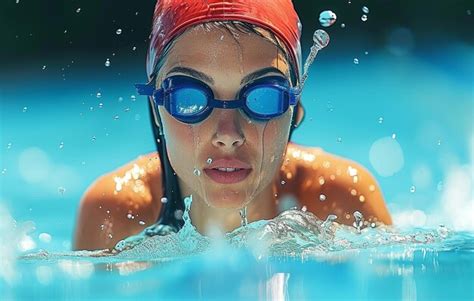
[211, 109, 246, 150]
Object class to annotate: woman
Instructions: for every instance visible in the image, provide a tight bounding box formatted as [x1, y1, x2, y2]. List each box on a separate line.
[74, 0, 392, 251]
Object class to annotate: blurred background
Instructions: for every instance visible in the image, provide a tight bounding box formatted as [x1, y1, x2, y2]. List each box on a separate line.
[0, 0, 473, 252]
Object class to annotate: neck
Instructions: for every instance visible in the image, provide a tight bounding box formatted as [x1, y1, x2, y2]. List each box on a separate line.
[179, 174, 279, 236]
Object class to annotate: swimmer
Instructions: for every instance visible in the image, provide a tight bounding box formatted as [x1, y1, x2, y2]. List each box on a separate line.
[73, 0, 392, 251]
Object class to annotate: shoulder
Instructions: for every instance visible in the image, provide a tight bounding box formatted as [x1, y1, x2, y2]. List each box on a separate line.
[287, 143, 392, 226]
[73, 153, 163, 250]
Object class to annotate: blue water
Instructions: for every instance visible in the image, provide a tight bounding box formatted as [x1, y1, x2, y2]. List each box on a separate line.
[1, 43, 473, 300]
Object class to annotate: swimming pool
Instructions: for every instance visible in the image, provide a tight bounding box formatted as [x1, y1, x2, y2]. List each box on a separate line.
[1, 7, 473, 300]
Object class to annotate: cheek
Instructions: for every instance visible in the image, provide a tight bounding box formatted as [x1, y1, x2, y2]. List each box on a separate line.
[159, 109, 196, 173]
[260, 110, 292, 173]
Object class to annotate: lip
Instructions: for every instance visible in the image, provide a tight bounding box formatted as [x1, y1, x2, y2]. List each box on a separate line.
[203, 168, 252, 184]
[204, 158, 252, 184]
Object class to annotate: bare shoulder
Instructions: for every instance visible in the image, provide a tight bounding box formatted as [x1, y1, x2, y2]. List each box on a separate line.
[73, 153, 163, 251]
[287, 143, 392, 226]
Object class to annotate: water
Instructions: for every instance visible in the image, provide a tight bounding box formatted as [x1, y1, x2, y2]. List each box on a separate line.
[3, 205, 473, 300]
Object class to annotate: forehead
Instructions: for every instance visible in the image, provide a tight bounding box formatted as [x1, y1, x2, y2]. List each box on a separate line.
[158, 25, 291, 80]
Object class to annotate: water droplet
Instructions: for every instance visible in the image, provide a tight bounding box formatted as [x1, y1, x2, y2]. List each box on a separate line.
[124, 108, 130, 112]
[105, 58, 111, 67]
[319, 194, 327, 201]
[359, 195, 365, 202]
[108, 234, 113, 239]
[174, 210, 184, 220]
[206, 158, 213, 165]
[369, 184, 376, 192]
[193, 168, 201, 176]
[410, 185, 416, 193]
[127, 213, 133, 219]
[350, 189, 357, 196]
[139, 221, 145, 225]
[361, 15, 368, 22]
[91, 136, 96, 142]
[75, 8, 81, 13]
[370, 222, 376, 228]
[113, 115, 119, 120]
[116, 28, 122, 35]
[98, 103, 103, 109]
[7, 142, 12, 149]
[322, 214, 337, 228]
[59, 142, 64, 149]
[2, 168, 7, 175]
[378, 117, 384, 124]
[130, 95, 136, 101]
[319, 10, 337, 27]
[239, 207, 248, 227]
[365, 51, 369, 55]
[58, 187, 66, 196]
[437, 139, 442, 146]
[16, 0, 20, 3]
[467, 9, 472, 15]
[42, 65, 47, 70]
[336, 137, 342, 143]
[118, 96, 123, 102]
[22, 106, 28, 113]
[96, 92, 102, 98]
[362, 6, 369, 14]
[301, 206, 307, 212]
[313, 29, 330, 49]
[132, 46, 137, 51]
[353, 58, 359, 64]
[392, 133, 397, 139]
[281, 180, 286, 185]
[160, 197, 168, 204]
[318, 176, 325, 185]
[340, 23, 346, 28]
[353, 211, 364, 233]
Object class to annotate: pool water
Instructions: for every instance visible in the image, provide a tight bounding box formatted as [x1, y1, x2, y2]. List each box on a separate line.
[2, 205, 473, 301]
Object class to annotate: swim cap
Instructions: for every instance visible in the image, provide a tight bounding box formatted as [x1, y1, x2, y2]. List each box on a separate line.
[147, 0, 303, 84]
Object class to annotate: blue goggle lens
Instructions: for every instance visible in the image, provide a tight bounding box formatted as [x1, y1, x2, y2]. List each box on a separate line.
[246, 86, 285, 116]
[169, 88, 207, 116]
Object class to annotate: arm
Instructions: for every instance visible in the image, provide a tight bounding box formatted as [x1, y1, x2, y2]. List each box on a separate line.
[294, 146, 392, 226]
[73, 154, 163, 250]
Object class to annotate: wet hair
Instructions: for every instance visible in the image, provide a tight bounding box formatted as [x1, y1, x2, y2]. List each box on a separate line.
[147, 20, 301, 231]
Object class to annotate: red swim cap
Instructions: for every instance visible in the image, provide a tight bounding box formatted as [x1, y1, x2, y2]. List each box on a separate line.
[147, 0, 303, 83]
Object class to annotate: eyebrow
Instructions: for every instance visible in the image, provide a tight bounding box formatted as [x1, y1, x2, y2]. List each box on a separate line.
[165, 66, 286, 86]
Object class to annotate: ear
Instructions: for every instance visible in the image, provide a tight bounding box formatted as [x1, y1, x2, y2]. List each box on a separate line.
[293, 103, 305, 128]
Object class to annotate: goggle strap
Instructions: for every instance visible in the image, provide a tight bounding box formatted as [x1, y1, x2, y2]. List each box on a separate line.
[135, 83, 155, 96]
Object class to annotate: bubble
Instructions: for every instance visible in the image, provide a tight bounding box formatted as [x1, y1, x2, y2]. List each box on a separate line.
[369, 136, 404, 177]
[341, 23, 346, 28]
[362, 6, 369, 14]
[410, 185, 416, 193]
[116, 29, 122, 35]
[365, 51, 369, 55]
[353, 58, 359, 64]
[75, 8, 81, 13]
[160, 197, 168, 204]
[319, 10, 337, 27]
[105, 58, 111, 67]
[361, 15, 368, 22]
[96, 92, 102, 98]
[193, 168, 201, 176]
[319, 194, 326, 201]
[22, 106, 28, 113]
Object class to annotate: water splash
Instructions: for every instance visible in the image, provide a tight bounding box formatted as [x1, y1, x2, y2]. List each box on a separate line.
[319, 10, 337, 27]
[299, 30, 330, 91]
[239, 207, 248, 227]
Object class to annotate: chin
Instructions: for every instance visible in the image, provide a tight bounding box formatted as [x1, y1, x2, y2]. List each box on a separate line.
[204, 189, 249, 209]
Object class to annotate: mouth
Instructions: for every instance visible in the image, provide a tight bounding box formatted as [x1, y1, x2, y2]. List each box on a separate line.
[203, 168, 252, 184]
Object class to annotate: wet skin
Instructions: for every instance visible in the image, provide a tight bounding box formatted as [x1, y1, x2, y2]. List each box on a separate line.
[73, 26, 392, 251]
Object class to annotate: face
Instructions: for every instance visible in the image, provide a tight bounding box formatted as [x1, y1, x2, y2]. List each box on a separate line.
[154, 25, 294, 209]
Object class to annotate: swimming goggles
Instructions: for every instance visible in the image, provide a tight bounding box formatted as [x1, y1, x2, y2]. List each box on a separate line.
[135, 75, 301, 124]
